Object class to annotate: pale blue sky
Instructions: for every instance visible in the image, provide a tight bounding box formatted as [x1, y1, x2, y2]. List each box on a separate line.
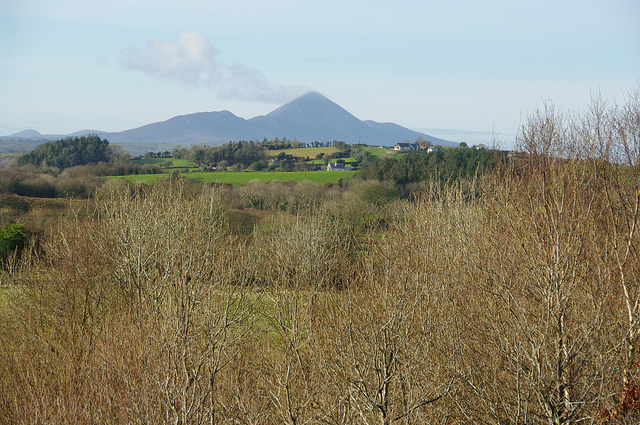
[1, 0, 638, 146]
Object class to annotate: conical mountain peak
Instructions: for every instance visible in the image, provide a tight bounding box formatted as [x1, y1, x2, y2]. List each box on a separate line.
[265, 92, 354, 120]
[4, 92, 453, 147]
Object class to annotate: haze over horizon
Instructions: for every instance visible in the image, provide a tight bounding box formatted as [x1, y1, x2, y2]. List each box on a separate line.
[1, 0, 639, 146]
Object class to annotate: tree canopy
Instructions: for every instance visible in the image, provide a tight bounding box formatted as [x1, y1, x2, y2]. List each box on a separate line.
[357, 146, 502, 185]
[17, 135, 113, 169]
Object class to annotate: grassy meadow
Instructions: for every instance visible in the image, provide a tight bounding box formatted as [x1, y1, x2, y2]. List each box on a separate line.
[130, 157, 198, 169]
[263, 145, 398, 163]
[117, 170, 355, 186]
[358, 145, 398, 159]
[0, 193, 77, 227]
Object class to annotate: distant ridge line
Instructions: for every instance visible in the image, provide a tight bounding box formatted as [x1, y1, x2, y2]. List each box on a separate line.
[2, 92, 455, 147]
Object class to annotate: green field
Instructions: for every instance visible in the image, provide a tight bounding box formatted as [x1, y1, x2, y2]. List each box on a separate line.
[117, 170, 355, 186]
[130, 158, 197, 169]
[264, 146, 397, 161]
[359, 146, 398, 160]
[309, 157, 358, 165]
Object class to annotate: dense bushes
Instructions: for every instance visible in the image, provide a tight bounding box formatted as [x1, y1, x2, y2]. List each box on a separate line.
[0, 162, 160, 198]
[59, 161, 160, 177]
[222, 179, 342, 213]
[0, 223, 26, 264]
[0, 169, 97, 198]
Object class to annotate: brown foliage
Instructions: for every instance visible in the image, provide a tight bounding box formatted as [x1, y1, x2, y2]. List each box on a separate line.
[598, 364, 640, 425]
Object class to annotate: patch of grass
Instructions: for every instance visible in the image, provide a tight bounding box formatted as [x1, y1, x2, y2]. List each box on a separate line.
[0, 193, 74, 227]
[357, 146, 399, 160]
[117, 170, 355, 186]
[311, 158, 358, 165]
[131, 158, 196, 169]
[114, 174, 166, 185]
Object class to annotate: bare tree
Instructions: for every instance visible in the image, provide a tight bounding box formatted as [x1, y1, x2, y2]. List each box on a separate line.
[317, 195, 463, 425]
[460, 99, 628, 424]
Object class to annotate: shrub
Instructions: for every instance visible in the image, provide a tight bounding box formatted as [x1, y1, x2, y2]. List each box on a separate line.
[0, 223, 26, 264]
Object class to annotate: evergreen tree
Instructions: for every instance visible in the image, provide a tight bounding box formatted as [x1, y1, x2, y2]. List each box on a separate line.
[17, 135, 112, 169]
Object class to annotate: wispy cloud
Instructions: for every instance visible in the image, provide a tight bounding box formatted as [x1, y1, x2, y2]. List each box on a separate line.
[119, 31, 307, 103]
[119, 31, 222, 85]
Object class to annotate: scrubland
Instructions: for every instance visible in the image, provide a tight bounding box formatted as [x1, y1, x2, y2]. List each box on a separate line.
[0, 93, 639, 424]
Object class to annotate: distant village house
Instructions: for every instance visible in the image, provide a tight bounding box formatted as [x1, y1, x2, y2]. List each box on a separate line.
[394, 142, 422, 151]
[327, 162, 351, 171]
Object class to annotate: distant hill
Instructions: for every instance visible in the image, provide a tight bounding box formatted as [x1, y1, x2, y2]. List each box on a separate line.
[0, 130, 66, 153]
[5, 129, 66, 140]
[1, 92, 455, 152]
[10, 129, 45, 138]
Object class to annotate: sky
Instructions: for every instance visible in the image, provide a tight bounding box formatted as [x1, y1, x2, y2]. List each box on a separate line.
[1, 0, 639, 147]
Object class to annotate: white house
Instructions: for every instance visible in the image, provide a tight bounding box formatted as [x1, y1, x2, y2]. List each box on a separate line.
[394, 142, 421, 151]
[327, 162, 351, 171]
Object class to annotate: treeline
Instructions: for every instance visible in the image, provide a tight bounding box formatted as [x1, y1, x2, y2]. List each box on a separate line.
[15, 135, 119, 169]
[175, 140, 266, 169]
[358, 145, 502, 185]
[261, 137, 306, 150]
[173, 137, 345, 170]
[253, 137, 334, 150]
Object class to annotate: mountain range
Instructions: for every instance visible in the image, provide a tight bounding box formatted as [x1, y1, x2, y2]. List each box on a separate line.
[2, 92, 454, 149]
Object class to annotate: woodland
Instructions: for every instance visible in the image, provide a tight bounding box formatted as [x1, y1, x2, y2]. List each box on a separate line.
[0, 91, 639, 424]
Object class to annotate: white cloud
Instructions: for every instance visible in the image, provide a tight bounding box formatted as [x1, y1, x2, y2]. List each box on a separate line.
[120, 31, 221, 85]
[218, 62, 308, 103]
[120, 31, 307, 103]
